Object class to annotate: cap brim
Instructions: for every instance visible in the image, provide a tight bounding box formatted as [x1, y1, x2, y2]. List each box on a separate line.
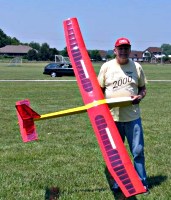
[115, 44, 131, 47]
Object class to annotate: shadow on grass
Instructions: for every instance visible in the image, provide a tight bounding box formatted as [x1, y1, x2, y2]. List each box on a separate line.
[104, 166, 167, 200]
[45, 187, 60, 200]
[148, 174, 167, 189]
[44, 172, 167, 199]
[71, 187, 108, 193]
[44, 186, 108, 200]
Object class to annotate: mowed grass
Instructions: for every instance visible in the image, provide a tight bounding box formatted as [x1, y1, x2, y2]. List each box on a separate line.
[0, 62, 171, 200]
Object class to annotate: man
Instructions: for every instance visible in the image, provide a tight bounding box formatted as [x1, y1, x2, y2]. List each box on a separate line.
[98, 38, 149, 194]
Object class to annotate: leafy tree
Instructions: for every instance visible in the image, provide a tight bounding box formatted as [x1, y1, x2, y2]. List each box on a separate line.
[60, 47, 69, 57]
[0, 29, 9, 47]
[27, 49, 38, 61]
[161, 44, 171, 56]
[49, 48, 59, 61]
[29, 42, 41, 51]
[40, 43, 50, 61]
[88, 50, 102, 61]
[0, 28, 61, 61]
[10, 37, 20, 45]
[106, 54, 113, 59]
[0, 29, 20, 47]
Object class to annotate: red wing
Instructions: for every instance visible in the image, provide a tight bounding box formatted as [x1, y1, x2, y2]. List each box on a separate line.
[63, 18, 146, 197]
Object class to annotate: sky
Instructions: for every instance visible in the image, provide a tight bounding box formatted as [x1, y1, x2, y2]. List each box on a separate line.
[0, 0, 171, 51]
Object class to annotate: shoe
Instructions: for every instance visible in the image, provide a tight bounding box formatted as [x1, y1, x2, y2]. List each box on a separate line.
[143, 185, 150, 195]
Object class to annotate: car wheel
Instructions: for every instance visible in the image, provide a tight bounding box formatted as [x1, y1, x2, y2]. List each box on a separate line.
[51, 72, 57, 77]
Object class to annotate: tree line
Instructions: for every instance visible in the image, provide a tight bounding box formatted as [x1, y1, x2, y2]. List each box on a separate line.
[1, 28, 171, 61]
[0, 28, 108, 61]
[0, 28, 62, 61]
[0, 29, 20, 47]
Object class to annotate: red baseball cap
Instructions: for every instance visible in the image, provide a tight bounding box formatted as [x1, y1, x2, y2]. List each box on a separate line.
[115, 37, 131, 47]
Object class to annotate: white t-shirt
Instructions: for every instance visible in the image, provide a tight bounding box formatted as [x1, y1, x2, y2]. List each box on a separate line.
[98, 59, 146, 122]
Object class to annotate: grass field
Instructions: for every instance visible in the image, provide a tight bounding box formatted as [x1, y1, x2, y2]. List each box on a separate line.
[0, 62, 171, 200]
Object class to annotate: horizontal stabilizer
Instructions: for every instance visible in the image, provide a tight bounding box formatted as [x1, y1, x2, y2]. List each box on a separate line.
[16, 104, 40, 120]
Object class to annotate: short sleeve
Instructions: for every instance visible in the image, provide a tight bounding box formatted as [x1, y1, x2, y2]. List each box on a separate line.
[97, 63, 107, 88]
[136, 63, 147, 87]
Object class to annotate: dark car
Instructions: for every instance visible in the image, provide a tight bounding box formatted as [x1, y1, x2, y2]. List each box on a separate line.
[43, 63, 75, 77]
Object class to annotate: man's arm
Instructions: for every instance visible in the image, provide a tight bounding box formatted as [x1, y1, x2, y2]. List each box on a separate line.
[138, 85, 147, 99]
[132, 85, 147, 104]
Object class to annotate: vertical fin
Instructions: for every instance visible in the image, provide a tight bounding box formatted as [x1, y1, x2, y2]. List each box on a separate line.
[16, 99, 39, 142]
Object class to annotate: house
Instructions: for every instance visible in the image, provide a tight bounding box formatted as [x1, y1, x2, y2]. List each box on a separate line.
[142, 47, 165, 62]
[99, 50, 107, 61]
[129, 47, 165, 63]
[0, 45, 33, 57]
[129, 50, 143, 62]
[98, 47, 165, 63]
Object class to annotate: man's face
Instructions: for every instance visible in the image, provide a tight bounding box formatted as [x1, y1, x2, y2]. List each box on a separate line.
[114, 45, 131, 61]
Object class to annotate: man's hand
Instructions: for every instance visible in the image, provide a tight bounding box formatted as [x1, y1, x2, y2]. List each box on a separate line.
[131, 95, 142, 104]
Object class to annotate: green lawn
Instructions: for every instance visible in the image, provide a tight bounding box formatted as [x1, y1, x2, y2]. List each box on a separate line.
[0, 62, 171, 200]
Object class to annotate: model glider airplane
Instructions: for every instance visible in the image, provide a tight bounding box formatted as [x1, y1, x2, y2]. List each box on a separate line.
[15, 17, 146, 197]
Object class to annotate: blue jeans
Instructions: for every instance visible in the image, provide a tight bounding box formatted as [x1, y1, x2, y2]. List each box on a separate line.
[115, 118, 147, 186]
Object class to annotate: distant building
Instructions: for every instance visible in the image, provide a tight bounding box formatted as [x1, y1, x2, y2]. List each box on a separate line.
[129, 47, 165, 63]
[129, 51, 143, 62]
[98, 47, 165, 63]
[0, 45, 33, 56]
[99, 50, 107, 61]
[143, 47, 165, 62]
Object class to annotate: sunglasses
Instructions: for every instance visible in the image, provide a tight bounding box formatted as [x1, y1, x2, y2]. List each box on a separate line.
[116, 46, 130, 51]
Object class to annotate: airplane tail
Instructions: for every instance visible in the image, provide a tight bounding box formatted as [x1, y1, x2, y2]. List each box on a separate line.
[15, 99, 40, 142]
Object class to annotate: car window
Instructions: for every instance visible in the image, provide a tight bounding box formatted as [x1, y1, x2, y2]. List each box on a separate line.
[52, 64, 58, 68]
[47, 64, 59, 68]
[49, 65, 55, 69]
[62, 65, 68, 68]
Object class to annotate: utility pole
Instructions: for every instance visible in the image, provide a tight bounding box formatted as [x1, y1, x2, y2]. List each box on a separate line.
[161, 48, 163, 64]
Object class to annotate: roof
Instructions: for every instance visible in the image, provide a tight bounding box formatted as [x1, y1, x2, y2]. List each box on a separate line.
[144, 47, 161, 53]
[0, 45, 33, 54]
[99, 50, 107, 57]
[129, 50, 143, 59]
